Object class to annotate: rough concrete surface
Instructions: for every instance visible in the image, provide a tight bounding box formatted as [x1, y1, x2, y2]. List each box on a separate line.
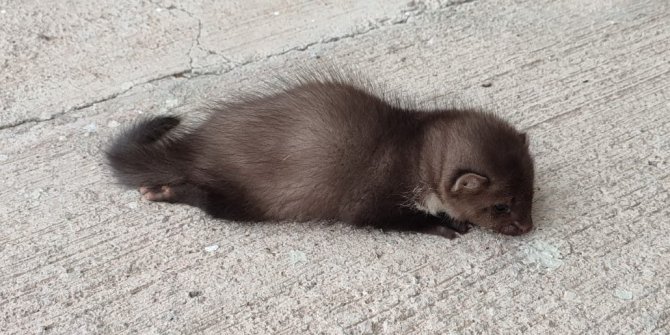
[1, 0, 669, 334]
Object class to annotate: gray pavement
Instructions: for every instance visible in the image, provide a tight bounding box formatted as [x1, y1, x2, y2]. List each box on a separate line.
[1, 0, 669, 334]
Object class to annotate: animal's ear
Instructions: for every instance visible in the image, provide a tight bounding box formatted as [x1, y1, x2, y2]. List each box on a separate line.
[451, 173, 489, 194]
[520, 132, 529, 146]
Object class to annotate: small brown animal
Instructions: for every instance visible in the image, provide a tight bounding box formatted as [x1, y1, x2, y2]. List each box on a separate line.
[106, 76, 535, 238]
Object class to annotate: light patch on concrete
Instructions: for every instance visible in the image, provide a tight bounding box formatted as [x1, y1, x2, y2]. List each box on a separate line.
[83, 123, 98, 134]
[288, 250, 308, 264]
[165, 98, 180, 108]
[520, 240, 564, 269]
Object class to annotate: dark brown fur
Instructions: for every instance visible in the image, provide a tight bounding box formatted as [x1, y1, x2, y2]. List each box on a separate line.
[106, 78, 534, 238]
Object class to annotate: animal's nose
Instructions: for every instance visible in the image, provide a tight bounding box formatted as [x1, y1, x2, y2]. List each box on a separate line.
[512, 220, 533, 234]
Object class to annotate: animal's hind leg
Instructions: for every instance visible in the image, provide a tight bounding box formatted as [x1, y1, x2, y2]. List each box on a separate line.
[139, 182, 252, 221]
[139, 183, 206, 206]
[140, 185, 174, 202]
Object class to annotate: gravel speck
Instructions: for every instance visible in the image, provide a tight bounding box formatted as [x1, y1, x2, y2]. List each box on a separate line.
[614, 289, 633, 300]
[205, 244, 219, 252]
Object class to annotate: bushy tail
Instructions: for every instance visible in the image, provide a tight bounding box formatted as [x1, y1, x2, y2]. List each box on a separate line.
[106, 116, 191, 187]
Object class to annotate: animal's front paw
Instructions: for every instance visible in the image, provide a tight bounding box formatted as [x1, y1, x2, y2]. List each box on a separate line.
[448, 221, 472, 234]
[425, 225, 458, 239]
[139, 185, 174, 202]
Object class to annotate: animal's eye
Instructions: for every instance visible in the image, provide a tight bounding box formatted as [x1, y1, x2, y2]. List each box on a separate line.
[493, 204, 511, 214]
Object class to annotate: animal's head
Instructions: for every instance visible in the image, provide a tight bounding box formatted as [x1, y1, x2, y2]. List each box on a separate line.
[418, 111, 535, 236]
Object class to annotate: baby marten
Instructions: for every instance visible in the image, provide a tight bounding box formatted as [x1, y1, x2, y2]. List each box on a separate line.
[107, 76, 535, 238]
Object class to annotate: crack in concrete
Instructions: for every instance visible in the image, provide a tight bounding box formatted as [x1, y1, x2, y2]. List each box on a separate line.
[1, 0, 478, 131]
[171, 4, 232, 69]
[155, 1, 231, 69]
[0, 70, 192, 131]
[146, 0, 201, 69]
[189, 18, 203, 70]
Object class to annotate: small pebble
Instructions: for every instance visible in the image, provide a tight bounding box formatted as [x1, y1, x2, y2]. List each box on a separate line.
[30, 188, 44, 199]
[204, 244, 219, 252]
[107, 120, 120, 128]
[126, 202, 138, 209]
[614, 289, 633, 300]
[0, 154, 8, 162]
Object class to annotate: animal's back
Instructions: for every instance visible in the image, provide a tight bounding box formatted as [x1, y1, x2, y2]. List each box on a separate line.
[190, 81, 417, 221]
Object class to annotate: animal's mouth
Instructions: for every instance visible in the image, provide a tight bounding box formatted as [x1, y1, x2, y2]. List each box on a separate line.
[498, 221, 533, 236]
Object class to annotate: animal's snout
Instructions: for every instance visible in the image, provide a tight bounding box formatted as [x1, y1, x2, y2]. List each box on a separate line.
[499, 219, 533, 236]
[511, 219, 533, 234]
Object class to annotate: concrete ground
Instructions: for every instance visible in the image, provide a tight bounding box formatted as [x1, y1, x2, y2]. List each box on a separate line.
[1, 0, 669, 333]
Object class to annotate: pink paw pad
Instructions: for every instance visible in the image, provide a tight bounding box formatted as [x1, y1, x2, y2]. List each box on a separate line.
[139, 185, 174, 202]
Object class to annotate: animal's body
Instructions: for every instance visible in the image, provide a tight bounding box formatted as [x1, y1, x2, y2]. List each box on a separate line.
[107, 78, 535, 238]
